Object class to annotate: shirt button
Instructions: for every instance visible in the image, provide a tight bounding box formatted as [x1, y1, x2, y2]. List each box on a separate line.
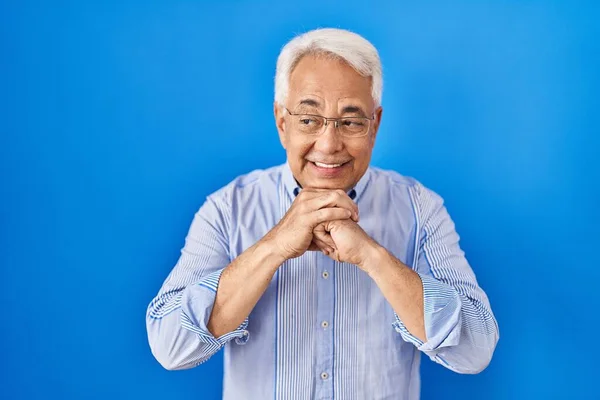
[322, 271, 329, 279]
[321, 321, 329, 329]
[320, 372, 329, 380]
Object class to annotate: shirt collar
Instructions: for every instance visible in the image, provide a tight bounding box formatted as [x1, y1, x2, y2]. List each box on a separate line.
[281, 161, 371, 202]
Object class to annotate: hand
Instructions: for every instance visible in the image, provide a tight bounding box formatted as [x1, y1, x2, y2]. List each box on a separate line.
[263, 189, 359, 260]
[320, 219, 380, 268]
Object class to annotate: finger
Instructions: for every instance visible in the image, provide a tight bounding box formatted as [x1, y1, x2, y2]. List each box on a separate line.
[295, 189, 359, 223]
[308, 237, 334, 253]
[323, 248, 340, 262]
[308, 190, 359, 222]
[312, 227, 336, 251]
[313, 234, 335, 254]
[309, 207, 353, 227]
[307, 241, 320, 251]
[292, 188, 331, 202]
[289, 189, 328, 215]
[313, 226, 336, 251]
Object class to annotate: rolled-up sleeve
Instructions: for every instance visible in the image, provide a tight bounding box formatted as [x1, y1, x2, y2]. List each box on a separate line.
[146, 194, 249, 371]
[180, 269, 249, 350]
[393, 183, 499, 374]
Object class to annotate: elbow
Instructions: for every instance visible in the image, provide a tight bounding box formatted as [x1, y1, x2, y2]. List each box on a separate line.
[465, 344, 496, 374]
[461, 351, 493, 375]
[147, 330, 181, 371]
[145, 293, 225, 371]
[146, 317, 200, 371]
[437, 327, 499, 375]
[148, 334, 200, 371]
[152, 348, 193, 371]
[436, 350, 492, 375]
[152, 347, 181, 371]
[467, 331, 500, 374]
[471, 321, 500, 374]
[146, 322, 221, 371]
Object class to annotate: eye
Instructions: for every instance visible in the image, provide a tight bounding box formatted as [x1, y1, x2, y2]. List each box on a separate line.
[342, 119, 365, 127]
[299, 117, 319, 125]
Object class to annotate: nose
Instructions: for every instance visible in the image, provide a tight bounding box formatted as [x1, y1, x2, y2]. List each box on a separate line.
[313, 121, 344, 154]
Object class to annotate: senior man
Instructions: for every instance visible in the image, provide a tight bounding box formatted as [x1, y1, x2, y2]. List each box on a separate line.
[146, 28, 499, 399]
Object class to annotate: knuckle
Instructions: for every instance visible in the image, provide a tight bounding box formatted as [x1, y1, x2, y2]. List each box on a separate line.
[326, 192, 338, 203]
[316, 208, 326, 220]
[295, 200, 308, 212]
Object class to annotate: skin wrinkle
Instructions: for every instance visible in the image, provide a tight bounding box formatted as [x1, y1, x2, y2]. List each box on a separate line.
[275, 55, 383, 192]
[292, 95, 370, 118]
[272, 54, 428, 342]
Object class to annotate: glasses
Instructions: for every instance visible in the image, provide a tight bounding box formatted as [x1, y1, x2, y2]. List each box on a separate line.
[285, 108, 374, 138]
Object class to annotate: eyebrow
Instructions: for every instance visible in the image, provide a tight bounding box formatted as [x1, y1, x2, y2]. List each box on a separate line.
[295, 99, 368, 117]
[297, 99, 321, 108]
[341, 105, 367, 117]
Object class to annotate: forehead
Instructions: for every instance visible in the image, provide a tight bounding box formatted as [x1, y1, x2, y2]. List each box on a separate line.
[287, 55, 373, 109]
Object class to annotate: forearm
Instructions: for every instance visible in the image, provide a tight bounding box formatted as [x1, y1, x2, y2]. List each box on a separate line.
[147, 216, 284, 369]
[365, 182, 499, 373]
[362, 245, 427, 342]
[207, 238, 285, 337]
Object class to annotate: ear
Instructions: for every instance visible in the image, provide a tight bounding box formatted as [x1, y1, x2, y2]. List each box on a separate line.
[370, 106, 383, 141]
[274, 102, 287, 150]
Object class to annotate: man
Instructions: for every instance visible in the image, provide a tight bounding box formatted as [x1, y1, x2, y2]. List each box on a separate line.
[146, 28, 499, 399]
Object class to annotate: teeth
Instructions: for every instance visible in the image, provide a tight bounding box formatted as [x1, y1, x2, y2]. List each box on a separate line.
[314, 162, 343, 168]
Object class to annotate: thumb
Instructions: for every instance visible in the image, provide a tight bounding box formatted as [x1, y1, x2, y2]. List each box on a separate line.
[323, 220, 340, 233]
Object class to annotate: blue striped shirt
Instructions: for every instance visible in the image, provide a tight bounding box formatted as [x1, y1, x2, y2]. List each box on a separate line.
[146, 162, 499, 399]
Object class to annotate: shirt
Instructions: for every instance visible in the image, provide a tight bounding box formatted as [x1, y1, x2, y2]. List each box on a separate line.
[146, 162, 499, 400]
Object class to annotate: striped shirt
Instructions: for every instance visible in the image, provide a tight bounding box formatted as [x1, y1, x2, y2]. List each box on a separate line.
[146, 162, 499, 399]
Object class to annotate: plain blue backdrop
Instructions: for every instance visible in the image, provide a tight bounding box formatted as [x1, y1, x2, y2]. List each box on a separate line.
[1, 1, 599, 399]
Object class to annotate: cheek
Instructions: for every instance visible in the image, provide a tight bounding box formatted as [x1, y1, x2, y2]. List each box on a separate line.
[347, 141, 373, 163]
[286, 137, 314, 160]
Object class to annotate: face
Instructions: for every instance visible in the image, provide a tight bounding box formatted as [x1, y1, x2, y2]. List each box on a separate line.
[274, 55, 383, 192]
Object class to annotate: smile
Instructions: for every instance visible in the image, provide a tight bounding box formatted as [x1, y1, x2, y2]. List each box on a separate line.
[307, 160, 351, 177]
[313, 161, 346, 168]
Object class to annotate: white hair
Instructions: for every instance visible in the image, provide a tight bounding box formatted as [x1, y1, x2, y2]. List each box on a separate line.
[274, 28, 383, 107]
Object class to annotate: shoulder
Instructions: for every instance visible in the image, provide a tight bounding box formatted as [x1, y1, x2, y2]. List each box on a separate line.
[206, 164, 284, 208]
[367, 166, 444, 208]
[369, 166, 420, 188]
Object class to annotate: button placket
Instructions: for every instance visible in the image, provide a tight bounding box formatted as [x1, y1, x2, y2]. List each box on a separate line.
[314, 253, 335, 398]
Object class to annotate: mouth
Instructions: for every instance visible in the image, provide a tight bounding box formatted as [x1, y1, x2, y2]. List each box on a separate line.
[307, 160, 351, 177]
[312, 161, 348, 168]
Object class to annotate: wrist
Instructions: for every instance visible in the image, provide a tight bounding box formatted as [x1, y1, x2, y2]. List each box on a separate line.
[358, 241, 388, 275]
[258, 237, 288, 267]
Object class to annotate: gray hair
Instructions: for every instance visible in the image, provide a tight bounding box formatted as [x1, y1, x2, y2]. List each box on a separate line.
[274, 28, 383, 107]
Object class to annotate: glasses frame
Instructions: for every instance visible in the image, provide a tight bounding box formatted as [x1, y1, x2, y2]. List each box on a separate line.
[284, 107, 375, 138]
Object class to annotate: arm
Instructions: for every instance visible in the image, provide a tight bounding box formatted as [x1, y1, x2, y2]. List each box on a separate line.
[363, 249, 427, 342]
[379, 184, 499, 374]
[146, 196, 280, 370]
[147, 189, 358, 370]
[209, 188, 359, 336]
[206, 239, 284, 337]
[322, 183, 499, 374]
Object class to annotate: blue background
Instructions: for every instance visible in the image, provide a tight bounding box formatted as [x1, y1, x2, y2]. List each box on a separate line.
[1, 1, 599, 399]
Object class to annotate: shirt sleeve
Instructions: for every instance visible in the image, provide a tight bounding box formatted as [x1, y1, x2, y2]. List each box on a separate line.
[146, 194, 249, 371]
[392, 183, 499, 374]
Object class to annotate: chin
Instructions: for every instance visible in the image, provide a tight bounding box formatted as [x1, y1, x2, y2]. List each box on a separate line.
[307, 176, 355, 191]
